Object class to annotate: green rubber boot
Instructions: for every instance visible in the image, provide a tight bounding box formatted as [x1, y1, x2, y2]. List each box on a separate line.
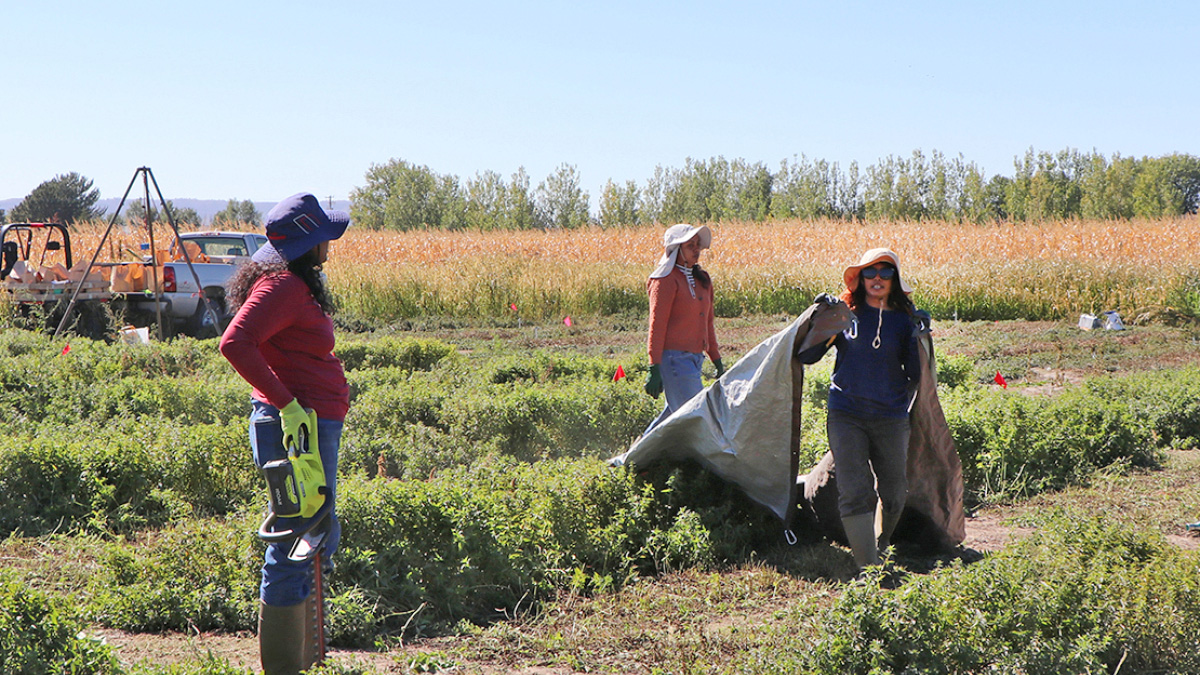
[259, 601, 308, 675]
[842, 512, 881, 571]
[877, 506, 904, 553]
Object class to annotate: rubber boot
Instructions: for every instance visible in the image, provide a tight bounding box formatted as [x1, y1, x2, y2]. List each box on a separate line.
[877, 505, 903, 553]
[259, 601, 308, 675]
[842, 512, 881, 571]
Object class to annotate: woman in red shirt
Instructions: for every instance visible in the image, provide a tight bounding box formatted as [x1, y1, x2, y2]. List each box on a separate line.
[643, 223, 724, 434]
[220, 193, 349, 674]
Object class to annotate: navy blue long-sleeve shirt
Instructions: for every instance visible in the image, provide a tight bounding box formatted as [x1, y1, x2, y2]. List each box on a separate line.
[797, 305, 921, 418]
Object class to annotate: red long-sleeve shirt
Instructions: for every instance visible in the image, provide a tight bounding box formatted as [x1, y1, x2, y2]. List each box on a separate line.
[219, 272, 349, 421]
[646, 268, 720, 365]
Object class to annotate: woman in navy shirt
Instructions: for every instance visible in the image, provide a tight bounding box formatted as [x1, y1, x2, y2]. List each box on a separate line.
[800, 248, 922, 571]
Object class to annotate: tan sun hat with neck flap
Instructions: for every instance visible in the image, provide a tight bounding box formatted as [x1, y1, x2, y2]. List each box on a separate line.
[649, 223, 712, 279]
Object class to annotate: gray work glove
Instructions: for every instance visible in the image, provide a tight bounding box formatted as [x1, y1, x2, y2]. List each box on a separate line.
[913, 309, 932, 335]
[814, 292, 842, 307]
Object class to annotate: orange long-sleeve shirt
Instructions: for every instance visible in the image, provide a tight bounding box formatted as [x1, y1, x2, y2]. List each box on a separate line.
[646, 268, 720, 365]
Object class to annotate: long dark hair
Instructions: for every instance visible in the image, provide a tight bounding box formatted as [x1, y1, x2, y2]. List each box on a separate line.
[691, 263, 712, 290]
[842, 265, 915, 315]
[226, 248, 334, 314]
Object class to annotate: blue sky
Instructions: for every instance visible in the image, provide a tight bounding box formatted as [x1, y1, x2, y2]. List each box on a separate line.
[4, 1, 1196, 207]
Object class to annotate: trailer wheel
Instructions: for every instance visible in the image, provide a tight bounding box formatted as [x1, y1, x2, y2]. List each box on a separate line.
[73, 302, 110, 341]
[189, 294, 228, 339]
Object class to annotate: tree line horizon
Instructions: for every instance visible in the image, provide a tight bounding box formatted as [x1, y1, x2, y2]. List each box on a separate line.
[351, 147, 1200, 230]
[7, 147, 1200, 230]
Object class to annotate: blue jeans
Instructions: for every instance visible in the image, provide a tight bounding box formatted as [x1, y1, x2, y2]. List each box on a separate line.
[643, 350, 705, 435]
[250, 399, 343, 607]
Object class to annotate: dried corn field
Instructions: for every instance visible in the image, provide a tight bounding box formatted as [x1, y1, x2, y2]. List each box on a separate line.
[66, 218, 1200, 323]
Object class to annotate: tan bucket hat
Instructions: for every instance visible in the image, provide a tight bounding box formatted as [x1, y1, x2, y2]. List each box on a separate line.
[843, 248, 913, 294]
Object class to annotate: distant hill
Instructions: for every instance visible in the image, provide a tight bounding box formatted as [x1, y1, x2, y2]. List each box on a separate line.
[0, 197, 352, 226]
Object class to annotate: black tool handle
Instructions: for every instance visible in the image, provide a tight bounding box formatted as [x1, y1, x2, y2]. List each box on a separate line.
[257, 499, 334, 543]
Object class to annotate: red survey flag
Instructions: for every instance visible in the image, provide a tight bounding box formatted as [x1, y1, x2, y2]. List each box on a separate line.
[61, 344, 71, 355]
[563, 316, 573, 327]
[612, 365, 626, 381]
[993, 371, 1007, 389]
[510, 303, 517, 311]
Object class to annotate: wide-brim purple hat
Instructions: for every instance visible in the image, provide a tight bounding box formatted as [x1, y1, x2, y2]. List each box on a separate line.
[252, 193, 350, 264]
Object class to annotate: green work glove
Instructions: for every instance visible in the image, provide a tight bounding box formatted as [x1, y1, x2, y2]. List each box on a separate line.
[279, 398, 310, 452]
[713, 358, 726, 379]
[645, 364, 663, 398]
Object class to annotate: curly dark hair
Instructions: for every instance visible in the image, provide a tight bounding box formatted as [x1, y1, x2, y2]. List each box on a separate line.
[226, 248, 334, 314]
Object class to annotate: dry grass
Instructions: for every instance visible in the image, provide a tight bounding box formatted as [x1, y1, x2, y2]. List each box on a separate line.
[62, 217, 1200, 323]
[322, 217, 1200, 269]
[65, 217, 1200, 269]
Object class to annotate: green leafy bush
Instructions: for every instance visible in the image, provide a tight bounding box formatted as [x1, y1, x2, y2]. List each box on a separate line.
[483, 350, 633, 385]
[0, 419, 256, 536]
[0, 572, 119, 674]
[1090, 368, 1200, 450]
[88, 375, 246, 424]
[642, 461, 780, 564]
[336, 336, 456, 372]
[0, 332, 238, 426]
[86, 516, 261, 633]
[0, 437, 96, 535]
[942, 383, 1159, 504]
[934, 351, 974, 388]
[127, 657, 253, 675]
[444, 380, 653, 462]
[333, 456, 699, 640]
[349, 423, 474, 481]
[802, 512, 1200, 674]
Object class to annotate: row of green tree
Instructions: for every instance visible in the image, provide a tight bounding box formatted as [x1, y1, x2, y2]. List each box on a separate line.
[1, 172, 261, 229]
[352, 149, 1200, 230]
[9, 149, 1200, 231]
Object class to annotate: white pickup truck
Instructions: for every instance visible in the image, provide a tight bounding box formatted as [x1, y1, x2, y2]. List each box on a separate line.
[112, 231, 268, 337]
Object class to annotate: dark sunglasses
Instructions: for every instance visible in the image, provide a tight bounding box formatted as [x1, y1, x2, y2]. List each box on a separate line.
[861, 267, 896, 280]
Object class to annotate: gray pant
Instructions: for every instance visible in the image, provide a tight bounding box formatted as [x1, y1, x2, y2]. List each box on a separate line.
[827, 409, 909, 518]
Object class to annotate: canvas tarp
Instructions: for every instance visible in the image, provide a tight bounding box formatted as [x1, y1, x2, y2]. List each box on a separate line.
[612, 302, 966, 552]
[610, 301, 853, 524]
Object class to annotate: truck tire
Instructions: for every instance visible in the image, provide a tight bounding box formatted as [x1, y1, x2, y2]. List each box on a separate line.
[189, 294, 228, 339]
[67, 301, 110, 341]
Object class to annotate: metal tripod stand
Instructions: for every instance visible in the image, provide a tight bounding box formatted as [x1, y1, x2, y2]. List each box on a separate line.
[53, 166, 221, 340]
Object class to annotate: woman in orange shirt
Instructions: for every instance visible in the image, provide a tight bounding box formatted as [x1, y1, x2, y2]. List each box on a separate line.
[643, 223, 724, 434]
